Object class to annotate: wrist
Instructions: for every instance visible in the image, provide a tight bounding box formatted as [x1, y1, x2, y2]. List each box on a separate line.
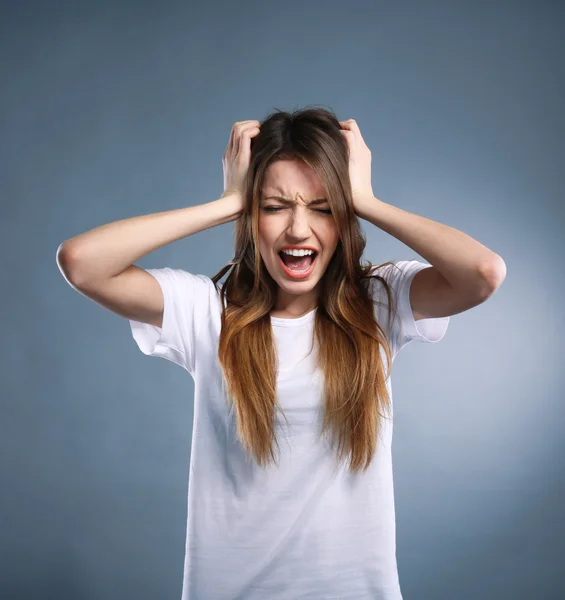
[218, 192, 244, 221]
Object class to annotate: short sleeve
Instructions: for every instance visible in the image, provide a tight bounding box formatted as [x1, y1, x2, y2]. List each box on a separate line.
[370, 260, 450, 357]
[128, 267, 214, 376]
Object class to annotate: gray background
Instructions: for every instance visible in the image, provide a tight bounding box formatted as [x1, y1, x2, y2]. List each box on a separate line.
[2, 0, 563, 598]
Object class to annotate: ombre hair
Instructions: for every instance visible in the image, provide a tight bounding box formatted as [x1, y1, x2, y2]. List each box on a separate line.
[211, 106, 396, 473]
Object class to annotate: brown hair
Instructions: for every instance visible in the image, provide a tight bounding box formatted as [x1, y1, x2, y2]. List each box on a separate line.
[211, 106, 396, 473]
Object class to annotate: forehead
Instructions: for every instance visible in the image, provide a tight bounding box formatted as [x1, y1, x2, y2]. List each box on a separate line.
[262, 159, 325, 197]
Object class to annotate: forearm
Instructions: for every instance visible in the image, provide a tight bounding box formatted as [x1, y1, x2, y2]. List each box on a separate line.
[57, 193, 242, 284]
[356, 195, 505, 291]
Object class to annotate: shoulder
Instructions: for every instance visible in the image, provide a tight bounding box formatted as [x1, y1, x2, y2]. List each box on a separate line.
[143, 268, 221, 314]
[368, 259, 425, 282]
[365, 259, 430, 322]
[146, 267, 216, 291]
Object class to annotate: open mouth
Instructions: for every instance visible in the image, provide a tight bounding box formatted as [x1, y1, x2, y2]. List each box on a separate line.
[278, 251, 318, 278]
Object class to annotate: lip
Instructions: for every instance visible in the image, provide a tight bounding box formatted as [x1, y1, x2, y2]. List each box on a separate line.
[278, 250, 318, 280]
[278, 245, 319, 252]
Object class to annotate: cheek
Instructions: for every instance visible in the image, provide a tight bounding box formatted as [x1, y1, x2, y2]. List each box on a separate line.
[257, 225, 273, 259]
[258, 219, 278, 248]
[321, 223, 339, 249]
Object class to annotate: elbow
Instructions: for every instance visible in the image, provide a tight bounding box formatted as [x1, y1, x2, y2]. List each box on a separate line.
[56, 241, 82, 285]
[478, 255, 507, 296]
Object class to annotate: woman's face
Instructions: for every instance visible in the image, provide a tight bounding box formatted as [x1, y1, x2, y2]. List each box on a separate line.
[258, 159, 339, 309]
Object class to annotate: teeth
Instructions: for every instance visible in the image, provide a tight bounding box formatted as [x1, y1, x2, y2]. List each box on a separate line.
[281, 248, 315, 256]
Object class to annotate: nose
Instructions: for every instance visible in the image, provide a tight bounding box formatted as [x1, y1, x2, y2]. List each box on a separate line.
[285, 206, 313, 240]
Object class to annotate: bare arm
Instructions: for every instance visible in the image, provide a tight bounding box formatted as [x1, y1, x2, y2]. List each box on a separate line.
[55, 193, 242, 328]
[56, 120, 259, 328]
[57, 193, 242, 286]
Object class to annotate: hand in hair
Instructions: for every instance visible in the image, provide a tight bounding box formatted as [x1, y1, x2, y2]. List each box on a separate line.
[339, 119, 375, 213]
[222, 120, 261, 201]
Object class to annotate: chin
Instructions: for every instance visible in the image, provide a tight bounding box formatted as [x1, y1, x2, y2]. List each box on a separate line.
[278, 278, 317, 291]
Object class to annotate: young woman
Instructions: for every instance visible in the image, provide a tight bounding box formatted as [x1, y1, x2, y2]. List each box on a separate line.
[57, 107, 506, 600]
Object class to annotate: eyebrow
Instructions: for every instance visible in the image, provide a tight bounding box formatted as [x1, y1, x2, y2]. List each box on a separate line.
[261, 196, 329, 206]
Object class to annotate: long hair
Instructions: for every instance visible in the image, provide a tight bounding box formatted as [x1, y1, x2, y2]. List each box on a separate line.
[211, 106, 397, 474]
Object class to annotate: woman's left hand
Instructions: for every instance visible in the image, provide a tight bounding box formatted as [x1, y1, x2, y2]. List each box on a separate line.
[339, 119, 375, 214]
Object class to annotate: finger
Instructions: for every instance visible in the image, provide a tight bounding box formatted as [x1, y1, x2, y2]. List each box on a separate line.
[227, 121, 258, 156]
[235, 122, 260, 156]
[339, 119, 358, 132]
[238, 126, 260, 158]
[226, 123, 237, 157]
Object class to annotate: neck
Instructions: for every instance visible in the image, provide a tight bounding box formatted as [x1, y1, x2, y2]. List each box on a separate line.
[273, 288, 318, 318]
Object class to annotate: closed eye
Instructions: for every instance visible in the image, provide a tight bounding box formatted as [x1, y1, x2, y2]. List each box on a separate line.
[262, 207, 332, 214]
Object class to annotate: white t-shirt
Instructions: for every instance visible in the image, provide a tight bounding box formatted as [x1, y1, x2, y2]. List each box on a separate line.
[129, 259, 449, 600]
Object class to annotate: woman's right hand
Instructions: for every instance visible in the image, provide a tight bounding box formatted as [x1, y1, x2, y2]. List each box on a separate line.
[221, 120, 261, 204]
